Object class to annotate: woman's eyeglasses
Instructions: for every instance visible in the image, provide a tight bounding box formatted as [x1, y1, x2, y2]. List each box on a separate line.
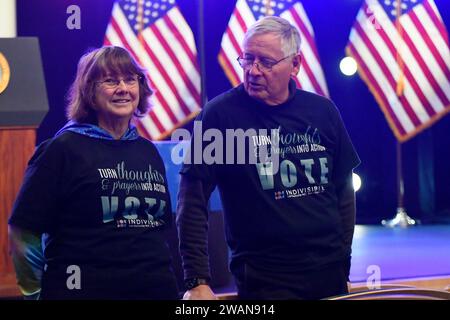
[96, 75, 141, 89]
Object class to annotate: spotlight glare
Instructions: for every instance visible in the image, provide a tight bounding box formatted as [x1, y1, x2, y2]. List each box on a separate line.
[340, 56, 358, 76]
[353, 173, 362, 192]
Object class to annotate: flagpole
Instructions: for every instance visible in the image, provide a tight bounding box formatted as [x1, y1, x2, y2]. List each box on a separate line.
[381, 0, 416, 228]
[397, 141, 405, 210]
[382, 142, 417, 227]
[137, 0, 144, 43]
[198, 0, 207, 106]
[265, 1, 271, 16]
[394, 0, 405, 96]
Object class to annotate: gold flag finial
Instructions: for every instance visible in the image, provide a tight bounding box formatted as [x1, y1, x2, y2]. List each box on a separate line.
[264, 0, 272, 16]
[395, 0, 405, 96]
[137, 0, 145, 44]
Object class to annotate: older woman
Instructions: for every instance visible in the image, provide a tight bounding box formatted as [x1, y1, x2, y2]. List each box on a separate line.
[8, 46, 179, 300]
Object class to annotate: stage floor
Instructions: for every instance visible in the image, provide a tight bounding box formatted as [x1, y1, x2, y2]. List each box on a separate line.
[214, 224, 450, 294]
[350, 225, 450, 283]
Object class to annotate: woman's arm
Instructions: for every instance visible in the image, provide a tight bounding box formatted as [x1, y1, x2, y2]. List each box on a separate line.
[8, 224, 45, 300]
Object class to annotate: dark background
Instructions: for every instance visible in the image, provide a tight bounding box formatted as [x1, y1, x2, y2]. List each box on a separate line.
[17, 0, 450, 224]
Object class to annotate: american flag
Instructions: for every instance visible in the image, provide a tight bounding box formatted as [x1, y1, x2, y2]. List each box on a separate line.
[104, 0, 201, 140]
[346, 0, 450, 142]
[218, 0, 329, 97]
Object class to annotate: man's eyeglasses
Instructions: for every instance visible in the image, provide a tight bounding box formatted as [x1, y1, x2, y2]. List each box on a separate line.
[236, 54, 293, 72]
[96, 75, 141, 89]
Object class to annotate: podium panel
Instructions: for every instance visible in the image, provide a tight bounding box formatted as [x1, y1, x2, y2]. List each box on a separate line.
[0, 129, 35, 298]
[0, 37, 49, 127]
[0, 37, 48, 298]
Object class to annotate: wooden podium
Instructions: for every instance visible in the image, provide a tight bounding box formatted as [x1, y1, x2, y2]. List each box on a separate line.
[0, 38, 48, 297]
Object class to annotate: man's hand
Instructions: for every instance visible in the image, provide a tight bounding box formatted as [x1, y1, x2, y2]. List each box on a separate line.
[182, 284, 218, 300]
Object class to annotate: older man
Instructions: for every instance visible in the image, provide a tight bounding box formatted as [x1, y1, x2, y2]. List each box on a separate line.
[177, 16, 360, 300]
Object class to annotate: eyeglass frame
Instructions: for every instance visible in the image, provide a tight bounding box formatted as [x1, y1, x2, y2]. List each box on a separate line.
[95, 75, 142, 89]
[236, 54, 295, 72]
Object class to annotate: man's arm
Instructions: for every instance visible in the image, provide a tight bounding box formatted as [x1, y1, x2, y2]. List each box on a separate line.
[336, 172, 356, 280]
[8, 225, 45, 300]
[176, 174, 217, 300]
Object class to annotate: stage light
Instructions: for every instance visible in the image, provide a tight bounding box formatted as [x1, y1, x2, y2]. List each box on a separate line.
[340, 56, 357, 76]
[353, 173, 362, 192]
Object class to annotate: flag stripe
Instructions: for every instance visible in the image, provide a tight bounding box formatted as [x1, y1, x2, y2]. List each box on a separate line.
[282, 10, 324, 95]
[150, 95, 177, 130]
[219, 48, 241, 86]
[298, 55, 326, 96]
[347, 0, 450, 141]
[135, 118, 153, 140]
[156, 18, 201, 93]
[149, 108, 167, 134]
[293, 4, 328, 91]
[220, 34, 243, 83]
[295, 54, 315, 92]
[425, 0, 450, 47]
[366, 14, 436, 121]
[354, 19, 422, 127]
[104, 1, 201, 140]
[166, 8, 197, 57]
[368, 4, 442, 119]
[350, 21, 415, 132]
[163, 11, 198, 71]
[236, 0, 256, 29]
[140, 113, 163, 138]
[226, 27, 243, 60]
[140, 30, 192, 118]
[234, 6, 249, 35]
[288, 6, 320, 65]
[348, 43, 407, 136]
[148, 24, 201, 108]
[223, 4, 253, 83]
[402, 16, 449, 110]
[109, 25, 179, 129]
[110, 7, 181, 130]
[355, 10, 426, 124]
[283, 4, 328, 95]
[109, 9, 181, 125]
[421, 5, 450, 74]
[292, 76, 301, 88]
[409, 9, 450, 83]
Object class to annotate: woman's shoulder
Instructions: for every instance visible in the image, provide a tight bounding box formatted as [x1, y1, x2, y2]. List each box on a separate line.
[31, 131, 93, 160]
[134, 136, 164, 155]
[135, 135, 156, 147]
[27, 133, 73, 167]
[35, 131, 72, 152]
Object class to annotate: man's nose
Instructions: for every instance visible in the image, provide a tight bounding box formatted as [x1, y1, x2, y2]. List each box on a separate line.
[248, 62, 262, 75]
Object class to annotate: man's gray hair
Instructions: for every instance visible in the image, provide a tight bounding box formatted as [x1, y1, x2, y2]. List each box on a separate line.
[244, 16, 301, 56]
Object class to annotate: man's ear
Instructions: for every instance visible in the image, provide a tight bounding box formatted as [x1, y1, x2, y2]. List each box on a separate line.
[291, 54, 301, 76]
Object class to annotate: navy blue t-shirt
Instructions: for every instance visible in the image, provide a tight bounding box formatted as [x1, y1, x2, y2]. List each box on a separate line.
[9, 132, 178, 299]
[181, 81, 360, 273]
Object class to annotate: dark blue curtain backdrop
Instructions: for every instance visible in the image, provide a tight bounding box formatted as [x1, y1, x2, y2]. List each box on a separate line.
[17, 0, 450, 224]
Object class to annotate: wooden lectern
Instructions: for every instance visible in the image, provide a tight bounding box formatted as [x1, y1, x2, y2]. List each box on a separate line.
[0, 38, 49, 297]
